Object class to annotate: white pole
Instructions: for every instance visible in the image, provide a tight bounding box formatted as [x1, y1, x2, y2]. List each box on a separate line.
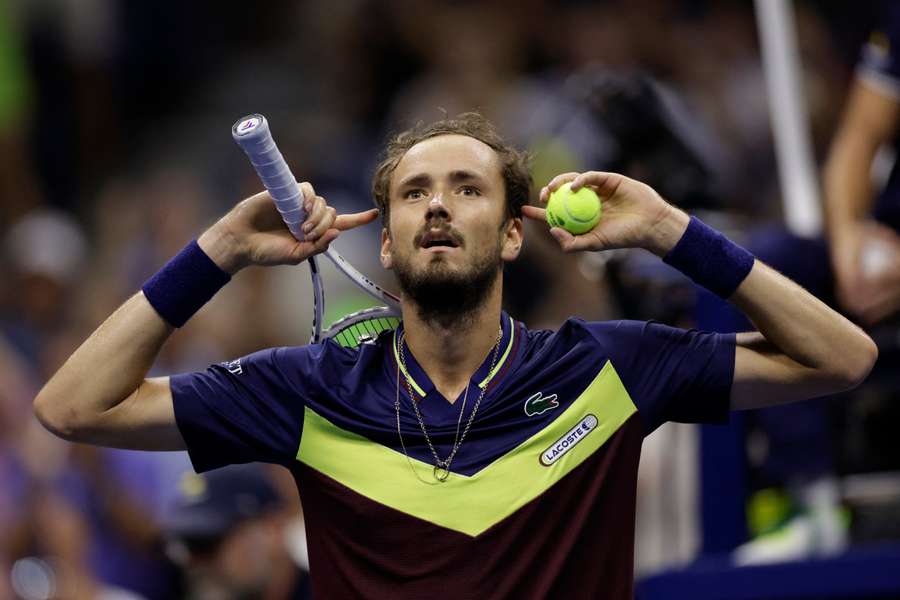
[754, 0, 823, 237]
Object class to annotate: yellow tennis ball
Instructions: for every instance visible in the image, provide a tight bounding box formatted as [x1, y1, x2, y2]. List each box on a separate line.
[546, 183, 602, 235]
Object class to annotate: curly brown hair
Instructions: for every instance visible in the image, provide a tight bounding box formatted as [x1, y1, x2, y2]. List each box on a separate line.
[372, 112, 532, 227]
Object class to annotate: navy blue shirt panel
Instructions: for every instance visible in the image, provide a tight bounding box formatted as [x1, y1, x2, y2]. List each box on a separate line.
[580, 319, 735, 435]
[171, 346, 314, 472]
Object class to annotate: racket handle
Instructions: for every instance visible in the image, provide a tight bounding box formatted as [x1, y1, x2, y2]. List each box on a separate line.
[232, 114, 307, 240]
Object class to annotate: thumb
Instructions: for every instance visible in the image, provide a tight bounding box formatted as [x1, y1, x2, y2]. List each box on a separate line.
[550, 227, 598, 253]
[522, 205, 547, 222]
[549, 227, 577, 252]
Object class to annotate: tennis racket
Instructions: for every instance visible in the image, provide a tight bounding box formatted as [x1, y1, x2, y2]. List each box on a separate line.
[232, 114, 401, 348]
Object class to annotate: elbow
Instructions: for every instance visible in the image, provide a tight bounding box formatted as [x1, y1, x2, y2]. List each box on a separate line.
[33, 390, 80, 442]
[834, 335, 879, 391]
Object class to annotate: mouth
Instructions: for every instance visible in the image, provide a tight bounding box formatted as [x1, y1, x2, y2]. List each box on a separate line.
[419, 230, 462, 251]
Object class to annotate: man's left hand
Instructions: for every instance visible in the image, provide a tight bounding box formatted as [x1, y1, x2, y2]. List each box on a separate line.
[522, 171, 688, 256]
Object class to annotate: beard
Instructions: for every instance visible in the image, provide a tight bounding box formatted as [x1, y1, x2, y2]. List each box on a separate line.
[393, 240, 502, 329]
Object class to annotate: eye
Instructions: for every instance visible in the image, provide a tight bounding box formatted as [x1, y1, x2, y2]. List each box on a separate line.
[459, 186, 480, 196]
[405, 189, 426, 200]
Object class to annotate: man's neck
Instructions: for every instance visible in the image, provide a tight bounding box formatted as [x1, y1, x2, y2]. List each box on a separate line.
[400, 283, 503, 404]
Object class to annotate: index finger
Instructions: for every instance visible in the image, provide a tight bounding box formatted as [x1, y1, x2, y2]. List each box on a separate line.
[570, 171, 624, 197]
[334, 208, 380, 231]
[541, 171, 578, 203]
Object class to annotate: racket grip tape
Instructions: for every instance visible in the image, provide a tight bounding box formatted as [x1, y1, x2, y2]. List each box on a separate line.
[232, 114, 307, 240]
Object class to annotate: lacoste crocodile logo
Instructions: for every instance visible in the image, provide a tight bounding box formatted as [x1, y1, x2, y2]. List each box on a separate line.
[524, 392, 559, 417]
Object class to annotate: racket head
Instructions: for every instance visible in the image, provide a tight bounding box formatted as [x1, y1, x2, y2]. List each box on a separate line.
[323, 306, 402, 349]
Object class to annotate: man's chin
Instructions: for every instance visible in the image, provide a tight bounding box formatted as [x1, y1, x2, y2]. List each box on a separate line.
[420, 249, 461, 263]
[412, 254, 462, 275]
[397, 262, 480, 295]
[392, 245, 502, 324]
[412, 268, 465, 289]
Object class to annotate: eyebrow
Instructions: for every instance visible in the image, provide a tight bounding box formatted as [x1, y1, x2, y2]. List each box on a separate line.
[397, 170, 487, 189]
[397, 173, 432, 189]
[448, 170, 486, 184]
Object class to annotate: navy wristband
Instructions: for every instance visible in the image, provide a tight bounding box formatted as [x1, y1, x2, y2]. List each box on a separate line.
[663, 216, 754, 299]
[142, 240, 231, 327]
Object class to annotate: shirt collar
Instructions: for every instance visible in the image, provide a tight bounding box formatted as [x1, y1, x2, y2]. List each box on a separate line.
[391, 312, 517, 399]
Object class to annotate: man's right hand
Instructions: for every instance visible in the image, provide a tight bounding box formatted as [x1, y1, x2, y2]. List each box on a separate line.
[199, 182, 379, 274]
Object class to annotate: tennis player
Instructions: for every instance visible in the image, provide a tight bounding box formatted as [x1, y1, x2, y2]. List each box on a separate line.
[35, 113, 877, 598]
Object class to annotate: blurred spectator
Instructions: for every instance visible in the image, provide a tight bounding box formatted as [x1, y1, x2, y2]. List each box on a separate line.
[1, 413, 152, 599]
[824, 5, 900, 327]
[2, 209, 88, 373]
[698, 0, 900, 565]
[163, 464, 310, 600]
[386, 2, 579, 154]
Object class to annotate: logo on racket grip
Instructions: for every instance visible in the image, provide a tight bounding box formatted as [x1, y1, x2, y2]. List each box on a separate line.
[236, 117, 261, 134]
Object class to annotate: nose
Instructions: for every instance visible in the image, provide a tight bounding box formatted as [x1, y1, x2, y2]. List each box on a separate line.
[426, 192, 450, 222]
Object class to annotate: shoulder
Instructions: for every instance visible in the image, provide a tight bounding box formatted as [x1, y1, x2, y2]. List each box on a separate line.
[267, 333, 391, 385]
[520, 318, 658, 354]
[509, 318, 640, 380]
[519, 318, 732, 370]
[202, 333, 389, 395]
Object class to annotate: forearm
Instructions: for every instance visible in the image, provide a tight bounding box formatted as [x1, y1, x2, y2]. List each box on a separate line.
[648, 208, 877, 385]
[34, 293, 173, 436]
[728, 261, 875, 383]
[35, 232, 237, 445]
[52, 229, 241, 414]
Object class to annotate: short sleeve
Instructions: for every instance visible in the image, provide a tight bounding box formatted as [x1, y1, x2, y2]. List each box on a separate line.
[170, 346, 312, 473]
[585, 320, 735, 435]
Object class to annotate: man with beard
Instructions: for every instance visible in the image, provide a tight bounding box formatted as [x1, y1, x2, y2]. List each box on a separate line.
[35, 113, 877, 598]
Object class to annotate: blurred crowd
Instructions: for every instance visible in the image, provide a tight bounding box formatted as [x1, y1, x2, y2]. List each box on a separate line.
[0, 0, 891, 598]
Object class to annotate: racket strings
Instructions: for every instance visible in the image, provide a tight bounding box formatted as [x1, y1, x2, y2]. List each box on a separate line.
[333, 316, 402, 348]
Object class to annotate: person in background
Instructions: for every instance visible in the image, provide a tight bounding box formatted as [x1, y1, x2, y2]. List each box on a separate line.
[708, 2, 900, 564]
[163, 464, 309, 600]
[824, 4, 900, 327]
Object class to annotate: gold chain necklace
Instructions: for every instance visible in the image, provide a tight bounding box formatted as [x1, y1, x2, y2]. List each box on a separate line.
[395, 326, 503, 483]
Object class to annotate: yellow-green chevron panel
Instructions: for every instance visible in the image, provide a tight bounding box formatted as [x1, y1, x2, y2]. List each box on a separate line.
[296, 359, 637, 537]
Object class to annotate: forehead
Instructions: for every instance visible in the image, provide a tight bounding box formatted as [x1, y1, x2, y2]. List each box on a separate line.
[391, 134, 502, 188]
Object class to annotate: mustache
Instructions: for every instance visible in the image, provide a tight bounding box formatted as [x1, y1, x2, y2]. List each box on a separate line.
[412, 222, 465, 247]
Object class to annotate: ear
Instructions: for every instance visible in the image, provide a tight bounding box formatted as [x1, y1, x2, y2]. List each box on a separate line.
[501, 217, 523, 262]
[380, 227, 393, 269]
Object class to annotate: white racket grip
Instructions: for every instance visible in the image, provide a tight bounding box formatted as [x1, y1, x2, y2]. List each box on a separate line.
[232, 114, 307, 240]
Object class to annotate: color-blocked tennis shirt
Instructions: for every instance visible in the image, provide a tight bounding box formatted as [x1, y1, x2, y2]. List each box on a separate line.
[171, 313, 735, 599]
